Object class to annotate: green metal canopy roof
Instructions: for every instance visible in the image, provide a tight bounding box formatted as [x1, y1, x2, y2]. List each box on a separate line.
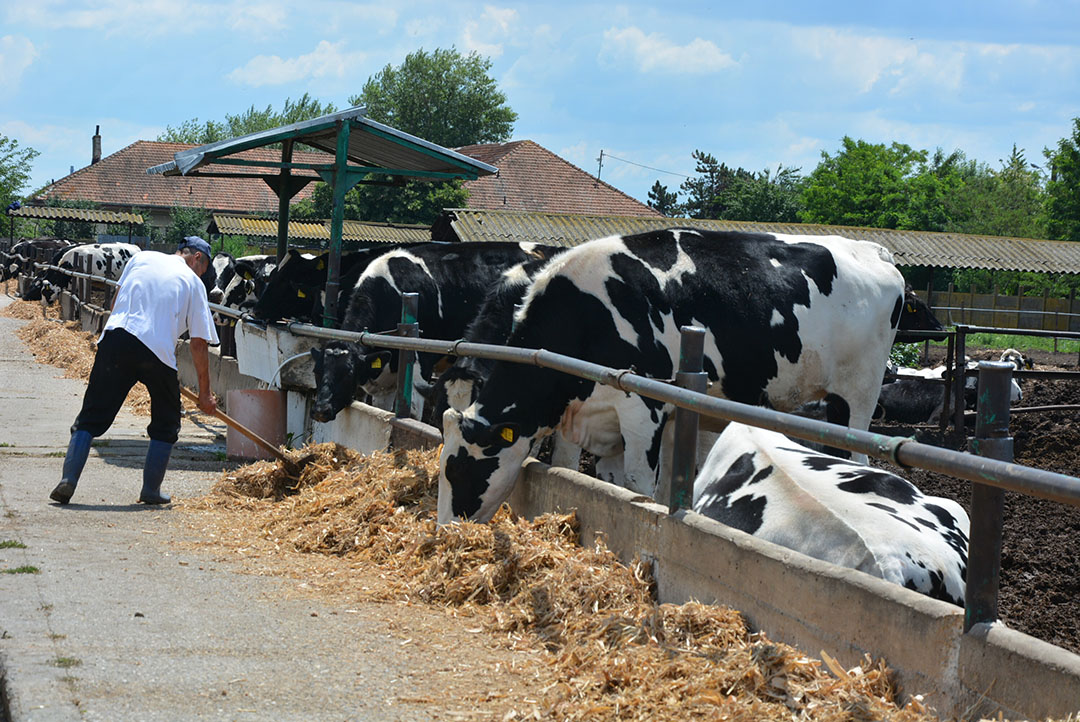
[146, 106, 498, 182]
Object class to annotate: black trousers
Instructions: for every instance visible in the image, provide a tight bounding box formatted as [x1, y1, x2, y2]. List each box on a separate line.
[71, 329, 182, 444]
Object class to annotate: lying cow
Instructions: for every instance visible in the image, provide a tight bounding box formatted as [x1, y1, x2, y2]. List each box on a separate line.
[311, 241, 560, 423]
[693, 422, 969, 606]
[24, 242, 140, 303]
[875, 349, 1027, 424]
[440, 228, 913, 523]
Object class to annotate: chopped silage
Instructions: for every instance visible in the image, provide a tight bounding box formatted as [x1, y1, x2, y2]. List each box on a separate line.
[182, 442, 940, 721]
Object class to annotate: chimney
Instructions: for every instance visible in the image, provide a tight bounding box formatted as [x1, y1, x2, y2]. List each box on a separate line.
[92, 125, 101, 164]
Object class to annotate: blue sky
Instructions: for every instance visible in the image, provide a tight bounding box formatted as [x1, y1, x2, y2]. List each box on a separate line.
[3, 0, 1079, 208]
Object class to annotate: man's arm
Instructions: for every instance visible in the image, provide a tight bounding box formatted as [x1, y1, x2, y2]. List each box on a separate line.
[188, 337, 218, 415]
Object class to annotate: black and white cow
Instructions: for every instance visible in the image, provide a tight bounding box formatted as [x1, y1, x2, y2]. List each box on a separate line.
[692, 422, 969, 605]
[310, 241, 560, 423]
[24, 242, 140, 303]
[875, 350, 1027, 425]
[2, 239, 77, 281]
[439, 228, 912, 524]
[215, 254, 276, 317]
[253, 247, 406, 324]
[206, 251, 236, 306]
[898, 286, 947, 339]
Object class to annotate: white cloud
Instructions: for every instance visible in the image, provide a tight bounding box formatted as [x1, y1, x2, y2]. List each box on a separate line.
[463, 6, 519, 58]
[227, 2, 289, 33]
[6, 0, 219, 35]
[600, 26, 737, 74]
[1018, 101, 1036, 113]
[792, 28, 933, 94]
[0, 35, 39, 90]
[227, 40, 365, 87]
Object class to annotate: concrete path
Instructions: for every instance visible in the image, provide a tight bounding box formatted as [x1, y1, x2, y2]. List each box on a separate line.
[0, 298, 444, 721]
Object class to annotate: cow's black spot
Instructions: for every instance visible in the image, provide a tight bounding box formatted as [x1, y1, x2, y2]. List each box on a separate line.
[444, 449, 499, 520]
[867, 502, 897, 514]
[622, 229, 681, 271]
[789, 450, 860, 472]
[702, 493, 767, 535]
[922, 503, 960, 530]
[836, 470, 918, 505]
[749, 465, 773, 485]
[890, 294, 904, 328]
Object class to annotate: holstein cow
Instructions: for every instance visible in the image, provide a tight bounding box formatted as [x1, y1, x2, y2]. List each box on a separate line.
[692, 422, 969, 605]
[310, 241, 560, 423]
[2, 239, 77, 281]
[875, 349, 1027, 425]
[439, 228, 911, 524]
[215, 254, 277, 318]
[24, 242, 140, 303]
[253, 246, 408, 324]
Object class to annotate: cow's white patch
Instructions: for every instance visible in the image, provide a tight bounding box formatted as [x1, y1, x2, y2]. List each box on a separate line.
[770, 258, 782, 268]
[770, 309, 785, 327]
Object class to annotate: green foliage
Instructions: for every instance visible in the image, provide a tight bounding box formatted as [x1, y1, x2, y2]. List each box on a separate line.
[212, 235, 262, 258]
[349, 47, 516, 148]
[949, 268, 1080, 297]
[945, 146, 1048, 239]
[3, 565, 40, 574]
[164, 206, 210, 246]
[937, 332, 1080, 354]
[889, 343, 922, 368]
[295, 175, 468, 226]
[647, 181, 678, 216]
[0, 540, 27, 549]
[722, 166, 805, 222]
[678, 151, 753, 219]
[0, 134, 39, 237]
[1045, 117, 1080, 242]
[800, 137, 928, 229]
[158, 94, 337, 144]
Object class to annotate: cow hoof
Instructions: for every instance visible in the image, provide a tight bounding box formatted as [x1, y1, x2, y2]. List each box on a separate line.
[49, 482, 76, 505]
[138, 491, 171, 505]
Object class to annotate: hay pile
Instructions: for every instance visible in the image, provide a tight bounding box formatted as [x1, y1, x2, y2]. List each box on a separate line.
[186, 444, 938, 721]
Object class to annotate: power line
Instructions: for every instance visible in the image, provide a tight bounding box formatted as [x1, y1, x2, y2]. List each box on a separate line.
[598, 151, 691, 179]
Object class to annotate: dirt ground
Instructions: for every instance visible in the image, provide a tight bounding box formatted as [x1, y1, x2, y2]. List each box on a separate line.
[871, 346, 1080, 655]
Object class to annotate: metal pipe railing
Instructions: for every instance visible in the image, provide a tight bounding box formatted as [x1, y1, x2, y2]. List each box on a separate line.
[28, 263, 1080, 508]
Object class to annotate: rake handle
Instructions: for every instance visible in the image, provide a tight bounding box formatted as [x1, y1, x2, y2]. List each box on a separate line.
[180, 386, 289, 464]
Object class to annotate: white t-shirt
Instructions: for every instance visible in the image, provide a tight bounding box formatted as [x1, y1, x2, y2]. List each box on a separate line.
[101, 251, 220, 369]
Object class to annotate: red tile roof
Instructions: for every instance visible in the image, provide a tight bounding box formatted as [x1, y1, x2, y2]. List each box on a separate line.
[32, 141, 327, 215]
[455, 140, 662, 217]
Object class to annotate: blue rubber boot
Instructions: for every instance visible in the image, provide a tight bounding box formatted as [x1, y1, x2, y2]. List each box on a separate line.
[50, 431, 93, 504]
[139, 440, 173, 505]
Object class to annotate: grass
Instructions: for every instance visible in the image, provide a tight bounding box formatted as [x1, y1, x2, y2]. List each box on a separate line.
[52, 656, 81, 669]
[0, 540, 27, 549]
[0, 442, 13, 447]
[44, 451, 65, 458]
[931, 332, 1080, 354]
[3, 565, 40, 574]
[90, 439, 110, 447]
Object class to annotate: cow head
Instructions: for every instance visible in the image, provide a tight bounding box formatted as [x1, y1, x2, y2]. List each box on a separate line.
[898, 287, 947, 340]
[253, 250, 324, 321]
[439, 406, 533, 524]
[310, 343, 359, 423]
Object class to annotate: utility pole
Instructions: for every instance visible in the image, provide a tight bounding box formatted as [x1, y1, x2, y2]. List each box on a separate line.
[595, 149, 604, 186]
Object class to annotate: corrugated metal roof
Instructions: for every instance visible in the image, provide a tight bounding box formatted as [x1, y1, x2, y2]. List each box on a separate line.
[213, 214, 329, 240]
[440, 210, 1080, 274]
[11, 205, 143, 224]
[211, 214, 429, 245]
[147, 106, 497, 181]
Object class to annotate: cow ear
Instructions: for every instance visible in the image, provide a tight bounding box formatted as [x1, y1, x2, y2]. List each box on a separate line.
[490, 422, 520, 448]
[368, 350, 392, 371]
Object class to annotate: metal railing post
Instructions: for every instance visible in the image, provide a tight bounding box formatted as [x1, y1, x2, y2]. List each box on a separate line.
[662, 326, 708, 513]
[953, 325, 968, 432]
[964, 361, 1014, 632]
[394, 293, 419, 419]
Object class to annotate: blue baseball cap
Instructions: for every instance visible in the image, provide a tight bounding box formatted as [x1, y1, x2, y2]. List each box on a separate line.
[178, 235, 212, 258]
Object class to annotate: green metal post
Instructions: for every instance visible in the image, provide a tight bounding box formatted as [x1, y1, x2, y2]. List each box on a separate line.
[394, 293, 419, 419]
[275, 139, 294, 261]
[323, 121, 350, 328]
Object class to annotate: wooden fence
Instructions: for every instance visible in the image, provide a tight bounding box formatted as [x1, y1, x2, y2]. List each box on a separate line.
[928, 286, 1080, 333]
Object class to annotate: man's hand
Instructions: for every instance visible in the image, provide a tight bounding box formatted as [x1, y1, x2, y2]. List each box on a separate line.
[197, 388, 217, 415]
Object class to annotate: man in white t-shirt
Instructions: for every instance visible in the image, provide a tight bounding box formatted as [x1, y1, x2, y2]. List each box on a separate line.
[50, 236, 220, 506]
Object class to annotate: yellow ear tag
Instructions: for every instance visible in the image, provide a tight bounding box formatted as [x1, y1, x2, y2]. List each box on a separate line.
[906, 303, 915, 313]
[317, 259, 325, 270]
[500, 427, 515, 444]
[371, 358, 383, 370]
[297, 289, 306, 298]
[243, 272, 253, 281]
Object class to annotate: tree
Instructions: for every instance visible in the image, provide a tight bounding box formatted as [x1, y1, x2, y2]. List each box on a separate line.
[945, 146, 1047, 239]
[678, 151, 753, 219]
[45, 198, 100, 240]
[647, 181, 678, 216]
[722, 166, 804, 222]
[158, 94, 337, 144]
[293, 175, 468, 226]
[0, 134, 39, 238]
[800, 137, 927, 229]
[350, 47, 516, 148]
[1045, 117, 1080, 242]
[163, 205, 210, 246]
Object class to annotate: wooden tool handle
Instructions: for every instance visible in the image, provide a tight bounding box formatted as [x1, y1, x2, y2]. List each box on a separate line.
[180, 387, 288, 463]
